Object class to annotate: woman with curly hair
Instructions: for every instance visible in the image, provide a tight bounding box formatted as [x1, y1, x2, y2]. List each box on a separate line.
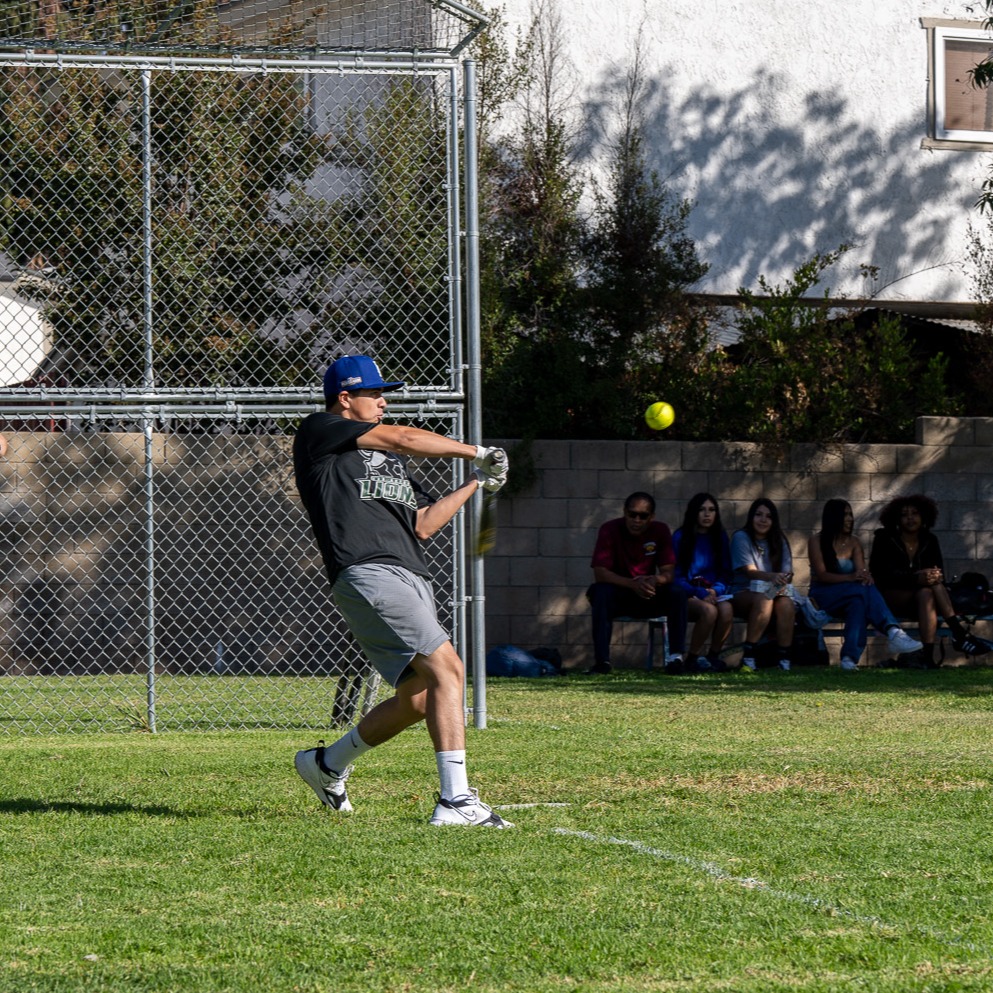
[809, 498, 922, 670]
[868, 494, 990, 665]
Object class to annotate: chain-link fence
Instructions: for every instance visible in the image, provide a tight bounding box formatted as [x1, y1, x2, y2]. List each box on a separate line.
[0, 406, 465, 733]
[0, 0, 486, 58]
[0, 0, 486, 733]
[0, 57, 463, 399]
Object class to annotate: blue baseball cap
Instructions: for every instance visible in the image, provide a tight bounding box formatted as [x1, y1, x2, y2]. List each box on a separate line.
[323, 355, 405, 399]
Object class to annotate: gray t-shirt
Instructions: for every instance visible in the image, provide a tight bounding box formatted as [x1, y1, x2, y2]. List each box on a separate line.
[730, 530, 793, 594]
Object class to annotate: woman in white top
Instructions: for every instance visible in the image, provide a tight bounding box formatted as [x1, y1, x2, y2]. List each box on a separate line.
[730, 498, 795, 672]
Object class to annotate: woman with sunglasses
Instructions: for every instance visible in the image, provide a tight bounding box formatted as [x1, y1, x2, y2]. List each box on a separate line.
[672, 492, 734, 672]
[730, 497, 795, 672]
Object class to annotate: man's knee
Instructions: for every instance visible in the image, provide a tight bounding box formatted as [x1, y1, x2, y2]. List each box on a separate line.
[411, 642, 464, 687]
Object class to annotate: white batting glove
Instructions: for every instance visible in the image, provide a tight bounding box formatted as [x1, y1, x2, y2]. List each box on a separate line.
[472, 468, 506, 493]
[472, 445, 508, 476]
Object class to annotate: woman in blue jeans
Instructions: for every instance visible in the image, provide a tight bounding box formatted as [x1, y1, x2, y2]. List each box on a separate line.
[808, 499, 922, 670]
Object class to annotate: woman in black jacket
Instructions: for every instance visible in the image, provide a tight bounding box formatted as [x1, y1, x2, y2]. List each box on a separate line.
[869, 494, 989, 664]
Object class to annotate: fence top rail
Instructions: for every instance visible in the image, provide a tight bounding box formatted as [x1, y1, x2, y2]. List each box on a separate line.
[0, 50, 461, 72]
[0, 389, 467, 403]
[0, 402, 464, 417]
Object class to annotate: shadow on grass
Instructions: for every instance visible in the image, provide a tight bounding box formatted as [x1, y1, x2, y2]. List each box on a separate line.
[492, 665, 993, 698]
[0, 798, 195, 817]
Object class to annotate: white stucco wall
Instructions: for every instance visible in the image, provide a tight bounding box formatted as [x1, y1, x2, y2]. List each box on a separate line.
[496, 0, 991, 304]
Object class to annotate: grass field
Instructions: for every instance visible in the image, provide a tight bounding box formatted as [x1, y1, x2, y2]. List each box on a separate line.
[3, 665, 993, 992]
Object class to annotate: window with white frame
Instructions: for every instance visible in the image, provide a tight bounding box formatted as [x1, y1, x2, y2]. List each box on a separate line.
[925, 21, 993, 147]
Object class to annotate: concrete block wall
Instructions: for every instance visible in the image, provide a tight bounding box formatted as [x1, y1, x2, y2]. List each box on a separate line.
[484, 417, 993, 669]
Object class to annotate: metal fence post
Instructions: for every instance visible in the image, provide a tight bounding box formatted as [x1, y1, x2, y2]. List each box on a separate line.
[463, 58, 486, 730]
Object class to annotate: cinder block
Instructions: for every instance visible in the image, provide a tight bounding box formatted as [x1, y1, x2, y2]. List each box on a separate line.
[782, 501, 821, 533]
[508, 552, 571, 586]
[510, 615, 566, 648]
[510, 497, 571, 529]
[654, 470, 710, 502]
[538, 527, 586, 558]
[916, 416, 975, 446]
[815, 472, 871, 502]
[723, 443, 790, 472]
[844, 445, 897, 473]
[543, 468, 599, 498]
[572, 499, 619, 529]
[565, 613, 591, 646]
[912, 446, 991, 473]
[939, 532, 972, 561]
[895, 445, 945, 474]
[627, 441, 683, 471]
[528, 440, 572, 471]
[870, 474, 921, 503]
[972, 419, 993, 446]
[791, 443, 845, 473]
[493, 527, 539, 557]
[761, 473, 818, 501]
[539, 587, 588, 615]
[973, 529, 993, 563]
[653, 500, 685, 529]
[568, 557, 595, 588]
[941, 507, 988, 531]
[708, 472, 765, 501]
[977, 476, 993, 502]
[481, 555, 510, 587]
[681, 442, 735, 471]
[598, 472, 660, 500]
[489, 585, 541, 615]
[918, 474, 977, 503]
[571, 440, 628, 470]
[483, 614, 510, 645]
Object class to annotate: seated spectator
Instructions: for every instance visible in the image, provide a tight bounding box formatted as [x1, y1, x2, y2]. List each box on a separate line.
[808, 499, 922, 670]
[587, 492, 689, 674]
[869, 494, 991, 665]
[673, 492, 734, 672]
[730, 498, 795, 672]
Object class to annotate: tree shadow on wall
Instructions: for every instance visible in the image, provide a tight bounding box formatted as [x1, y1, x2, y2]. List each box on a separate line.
[582, 66, 974, 298]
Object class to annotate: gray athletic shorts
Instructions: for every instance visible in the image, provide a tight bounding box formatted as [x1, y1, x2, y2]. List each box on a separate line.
[332, 563, 450, 687]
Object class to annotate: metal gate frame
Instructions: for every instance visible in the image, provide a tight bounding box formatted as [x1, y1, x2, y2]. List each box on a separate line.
[0, 47, 487, 733]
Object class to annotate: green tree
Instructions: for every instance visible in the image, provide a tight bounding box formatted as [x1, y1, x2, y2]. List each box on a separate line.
[0, 63, 327, 389]
[579, 39, 709, 438]
[477, 0, 587, 437]
[718, 248, 957, 444]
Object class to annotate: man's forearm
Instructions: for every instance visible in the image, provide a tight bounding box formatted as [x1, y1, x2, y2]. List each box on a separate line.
[415, 476, 479, 540]
[360, 423, 478, 460]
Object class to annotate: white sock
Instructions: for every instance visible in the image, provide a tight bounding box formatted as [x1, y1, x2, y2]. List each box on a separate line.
[436, 750, 469, 800]
[323, 727, 372, 774]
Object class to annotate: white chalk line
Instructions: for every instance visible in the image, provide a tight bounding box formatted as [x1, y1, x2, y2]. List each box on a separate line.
[495, 802, 571, 810]
[555, 828, 991, 958]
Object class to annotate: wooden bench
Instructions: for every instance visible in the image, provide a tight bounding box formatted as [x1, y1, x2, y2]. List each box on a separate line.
[718, 614, 993, 668]
[818, 614, 993, 662]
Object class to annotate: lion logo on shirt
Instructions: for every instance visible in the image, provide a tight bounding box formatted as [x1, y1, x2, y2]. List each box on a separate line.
[355, 450, 418, 509]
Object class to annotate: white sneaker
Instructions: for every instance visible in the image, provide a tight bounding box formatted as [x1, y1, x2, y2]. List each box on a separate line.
[840, 657, 859, 671]
[886, 627, 923, 656]
[739, 657, 757, 672]
[294, 745, 353, 812]
[429, 788, 514, 828]
[778, 659, 791, 671]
